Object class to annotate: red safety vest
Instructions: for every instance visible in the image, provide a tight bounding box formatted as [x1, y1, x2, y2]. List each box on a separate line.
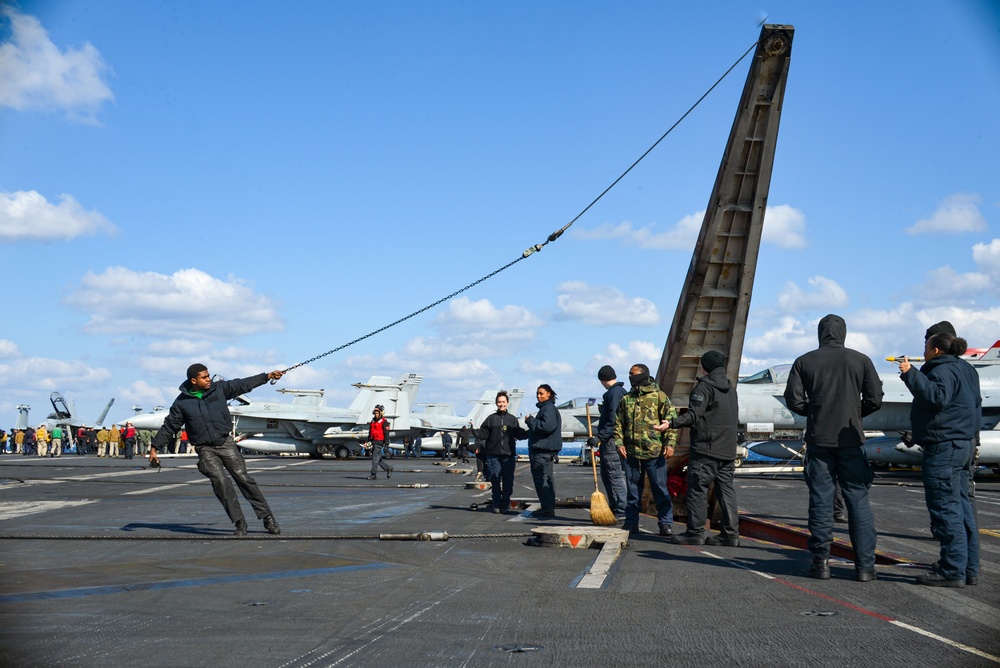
[369, 418, 388, 441]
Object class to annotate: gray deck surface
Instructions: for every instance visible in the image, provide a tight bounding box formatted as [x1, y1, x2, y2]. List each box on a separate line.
[1, 454, 998, 667]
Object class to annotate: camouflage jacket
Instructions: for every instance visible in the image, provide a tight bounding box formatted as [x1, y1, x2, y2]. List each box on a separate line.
[613, 380, 678, 459]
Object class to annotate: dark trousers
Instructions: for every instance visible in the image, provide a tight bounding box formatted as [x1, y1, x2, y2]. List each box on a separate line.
[124, 437, 135, 459]
[922, 439, 977, 580]
[195, 438, 272, 525]
[804, 445, 876, 569]
[476, 449, 487, 475]
[599, 441, 627, 515]
[370, 440, 392, 475]
[529, 449, 557, 511]
[624, 455, 673, 527]
[485, 454, 517, 510]
[963, 446, 980, 578]
[686, 454, 738, 537]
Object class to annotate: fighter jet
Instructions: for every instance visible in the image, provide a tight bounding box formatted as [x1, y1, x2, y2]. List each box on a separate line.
[409, 388, 528, 453]
[124, 374, 526, 459]
[11, 393, 115, 452]
[18, 393, 115, 435]
[740, 341, 1000, 473]
[552, 396, 750, 463]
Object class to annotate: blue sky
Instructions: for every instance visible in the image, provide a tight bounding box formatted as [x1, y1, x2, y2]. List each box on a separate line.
[2, 1, 999, 425]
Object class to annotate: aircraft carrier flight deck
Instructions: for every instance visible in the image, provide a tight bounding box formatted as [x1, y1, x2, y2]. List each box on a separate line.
[1, 454, 998, 668]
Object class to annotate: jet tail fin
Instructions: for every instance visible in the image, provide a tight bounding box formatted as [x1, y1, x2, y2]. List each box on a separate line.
[506, 388, 526, 416]
[464, 388, 526, 428]
[465, 391, 498, 429]
[15, 405, 30, 430]
[349, 373, 423, 429]
[95, 398, 115, 427]
[975, 340, 1000, 362]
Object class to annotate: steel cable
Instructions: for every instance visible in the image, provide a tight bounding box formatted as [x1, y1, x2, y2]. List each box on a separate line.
[276, 38, 760, 377]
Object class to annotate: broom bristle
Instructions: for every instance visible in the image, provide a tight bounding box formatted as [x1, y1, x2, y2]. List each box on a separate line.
[590, 490, 618, 526]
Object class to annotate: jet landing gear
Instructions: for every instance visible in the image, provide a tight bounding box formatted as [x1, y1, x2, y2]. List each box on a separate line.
[314, 444, 352, 459]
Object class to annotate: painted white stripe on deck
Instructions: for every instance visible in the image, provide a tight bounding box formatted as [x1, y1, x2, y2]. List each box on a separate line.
[123, 480, 208, 495]
[702, 548, 1000, 664]
[0, 500, 97, 520]
[890, 620, 1000, 663]
[575, 540, 626, 589]
[122, 458, 301, 494]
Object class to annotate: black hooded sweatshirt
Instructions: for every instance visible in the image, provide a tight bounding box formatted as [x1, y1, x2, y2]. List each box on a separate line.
[671, 365, 739, 460]
[783, 314, 883, 449]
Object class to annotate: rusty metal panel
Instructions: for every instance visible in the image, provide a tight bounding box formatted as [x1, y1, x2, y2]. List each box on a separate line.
[657, 25, 794, 405]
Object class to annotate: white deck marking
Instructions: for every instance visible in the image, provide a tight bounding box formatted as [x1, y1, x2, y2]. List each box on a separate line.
[701, 547, 1000, 664]
[575, 539, 626, 589]
[0, 500, 97, 520]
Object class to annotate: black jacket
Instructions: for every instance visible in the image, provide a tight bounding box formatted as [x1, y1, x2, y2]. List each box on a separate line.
[902, 354, 981, 445]
[472, 411, 527, 456]
[152, 373, 269, 450]
[671, 366, 739, 460]
[597, 382, 627, 446]
[783, 314, 883, 448]
[526, 399, 562, 452]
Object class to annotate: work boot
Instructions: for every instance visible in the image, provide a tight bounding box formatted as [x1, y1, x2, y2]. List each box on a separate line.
[367, 474, 377, 480]
[670, 532, 705, 545]
[834, 513, 849, 524]
[233, 519, 248, 537]
[658, 524, 673, 537]
[263, 515, 280, 535]
[622, 524, 639, 536]
[529, 509, 555, 519]
[916, 572, 965, 588]
[705, 533, 740, 547]
[808, 557, 830, 580]
[967, 575, 979, 586]
[387, 468, 393, 479]
[855, 569, 876, 582]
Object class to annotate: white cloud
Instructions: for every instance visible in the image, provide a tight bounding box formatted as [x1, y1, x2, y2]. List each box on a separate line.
[972, 238, 1000, 280]
[0, 354, 111, 393]
[744, 316, 815, 358]
[0, 339, 20, 358]
[761, 204, 807, 249]
[906, 193, 988, 235]
[139, 341, 287, 374]
[744, 304, 1000, 377]
[777, 276, 848, 312]
[572, 214, 702, 250]
[0, 7, 114, 122]
[849, 303, 916, 332]
[914, 265, 992, 305]
[518, 360, 575, 376]
[116, 380, 171, 413]
[591, 340, 661, 375]
[910, 306, 1000, 350]
[905, 238, 1000, 306]
[554, 281, 658, 326]
[0, 190, 116, 242]
[436, 296, 542, 331]
[65, 267, 283, 338]
[574, 205, 806, 251]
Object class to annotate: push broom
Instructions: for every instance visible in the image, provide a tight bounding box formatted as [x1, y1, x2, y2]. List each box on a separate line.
[586, 403, 618, 526]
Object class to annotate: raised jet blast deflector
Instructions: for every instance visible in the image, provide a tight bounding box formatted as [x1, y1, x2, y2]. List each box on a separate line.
[657, 24, 794, 406]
